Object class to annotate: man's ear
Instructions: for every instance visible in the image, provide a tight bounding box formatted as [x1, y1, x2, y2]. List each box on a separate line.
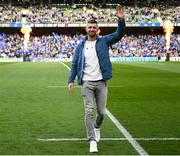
[85, 27, 88, 33]
[96, 28, 100, 35]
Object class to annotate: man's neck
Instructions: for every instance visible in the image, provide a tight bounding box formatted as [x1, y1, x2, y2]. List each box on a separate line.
[87, 36, 96, 41]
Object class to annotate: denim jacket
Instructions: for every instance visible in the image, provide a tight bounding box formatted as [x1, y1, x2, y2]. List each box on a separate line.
[68, 19, 126, 85]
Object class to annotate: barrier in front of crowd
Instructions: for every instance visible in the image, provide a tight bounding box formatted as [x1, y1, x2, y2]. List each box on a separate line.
[110, 57, 180, 62]
[0, 57, 23, 62]
[0, 23, 179, 28]
[170, 57, 180, 62]
[1, 57, 180, 62]
[110, 57, 158, 62]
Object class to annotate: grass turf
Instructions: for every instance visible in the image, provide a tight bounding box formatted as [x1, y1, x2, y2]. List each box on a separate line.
[0, 62, 180, 154]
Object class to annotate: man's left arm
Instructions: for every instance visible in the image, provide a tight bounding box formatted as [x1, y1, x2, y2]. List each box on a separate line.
[102, 6, 126, 45]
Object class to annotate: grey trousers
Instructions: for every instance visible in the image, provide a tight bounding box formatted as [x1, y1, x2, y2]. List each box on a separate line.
[81, 80, 107, 141]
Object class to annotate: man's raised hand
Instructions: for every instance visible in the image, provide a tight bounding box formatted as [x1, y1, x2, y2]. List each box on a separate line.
[116, 6, 125, 19]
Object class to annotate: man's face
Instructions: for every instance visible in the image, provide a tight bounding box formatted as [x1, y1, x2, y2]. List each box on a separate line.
[86, 23, 99, 38]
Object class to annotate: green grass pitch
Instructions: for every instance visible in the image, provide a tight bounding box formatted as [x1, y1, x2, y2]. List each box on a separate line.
[0, 62, 180, 155]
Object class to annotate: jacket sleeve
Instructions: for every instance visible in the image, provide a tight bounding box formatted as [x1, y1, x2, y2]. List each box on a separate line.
[68, 45, 79, 84]
[102, 19, 126, 45]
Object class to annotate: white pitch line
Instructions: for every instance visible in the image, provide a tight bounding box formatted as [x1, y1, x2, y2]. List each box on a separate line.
[47, 85, 123, 88]
[60, 62, 71, 70]
[108, 86, 123, 88]
[37, 137, 180, 142]
[106, 109, 148, 155]
[60, 62, 148, 156]
[47, 86, 80, 88]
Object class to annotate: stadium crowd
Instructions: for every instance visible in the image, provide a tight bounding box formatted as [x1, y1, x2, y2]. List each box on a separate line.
[0, 2, 179, 24]
[0, 33, 179, 60]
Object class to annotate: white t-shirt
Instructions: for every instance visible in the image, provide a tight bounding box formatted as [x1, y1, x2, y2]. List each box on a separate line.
[83, 40, 103, 81]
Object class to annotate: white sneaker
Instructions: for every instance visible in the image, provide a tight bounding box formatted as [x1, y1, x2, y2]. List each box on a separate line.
[94, 128, 100, 142]
[89, 140, 98, 153]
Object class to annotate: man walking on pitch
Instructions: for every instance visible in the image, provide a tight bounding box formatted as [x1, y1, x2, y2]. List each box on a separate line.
[68, 6, 125, 153]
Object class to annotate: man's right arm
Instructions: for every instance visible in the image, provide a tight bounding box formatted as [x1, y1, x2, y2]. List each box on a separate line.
[68, 45, 79, 84]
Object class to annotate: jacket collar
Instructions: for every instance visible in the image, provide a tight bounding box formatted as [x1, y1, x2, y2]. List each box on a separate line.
[82, 35, 100, 44]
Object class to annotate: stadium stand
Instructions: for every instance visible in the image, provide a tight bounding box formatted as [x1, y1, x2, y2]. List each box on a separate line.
[0, 0, 179, 62]
[0, 3, 179, 24]
[0, 33, 179, 60]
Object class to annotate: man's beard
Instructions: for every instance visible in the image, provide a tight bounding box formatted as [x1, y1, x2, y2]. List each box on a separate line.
[88, 31, 96, 37]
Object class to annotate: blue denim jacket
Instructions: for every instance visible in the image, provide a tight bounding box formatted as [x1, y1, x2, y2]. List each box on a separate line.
[68, 19, 126, 85]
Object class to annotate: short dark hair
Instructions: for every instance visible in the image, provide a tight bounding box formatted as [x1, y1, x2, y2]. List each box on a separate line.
[87, 19, 98, 24]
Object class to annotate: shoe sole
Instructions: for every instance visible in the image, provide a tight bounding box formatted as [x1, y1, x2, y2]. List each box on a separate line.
[90, 150, 98, 153]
